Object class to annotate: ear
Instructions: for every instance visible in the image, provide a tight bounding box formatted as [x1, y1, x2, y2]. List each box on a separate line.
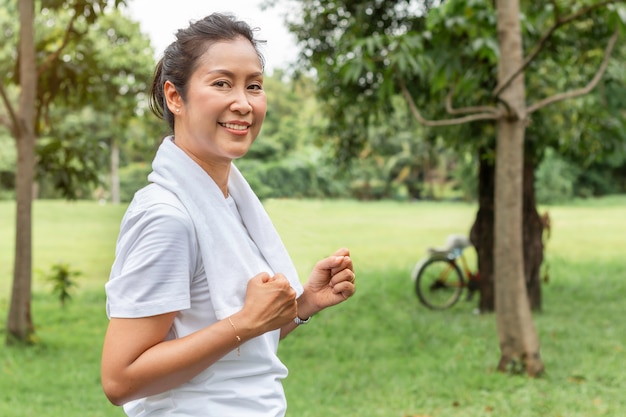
[163, 81, 182, 114]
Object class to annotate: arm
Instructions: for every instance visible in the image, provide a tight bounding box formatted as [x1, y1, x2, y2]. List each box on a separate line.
[280, 247, 356, 339]
[101, 272, 297, 406]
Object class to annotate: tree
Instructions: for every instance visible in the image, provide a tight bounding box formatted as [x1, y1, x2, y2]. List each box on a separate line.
[283, 0, 625, 375]
[0, 0, 155, 344]
[35, 8, 156, 201]
[3, 0, 38, 344]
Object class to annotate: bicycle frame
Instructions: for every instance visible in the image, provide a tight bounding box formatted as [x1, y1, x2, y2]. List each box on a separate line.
[430, 245, 478, 281]
[430, 249, 470, 288]
[413, 234, 480, 309]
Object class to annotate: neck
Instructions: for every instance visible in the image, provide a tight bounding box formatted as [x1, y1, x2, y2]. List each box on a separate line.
[170, 138, 231, 198]
[203, 163, 230, 198]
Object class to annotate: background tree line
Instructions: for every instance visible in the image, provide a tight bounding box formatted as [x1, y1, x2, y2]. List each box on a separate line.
[0, 2, 625, 204]
[1, 67, 625, 204]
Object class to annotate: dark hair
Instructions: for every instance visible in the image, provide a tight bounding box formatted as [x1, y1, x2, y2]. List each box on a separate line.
[149, 13, 266, 131]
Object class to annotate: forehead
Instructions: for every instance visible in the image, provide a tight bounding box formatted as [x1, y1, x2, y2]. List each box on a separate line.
[196, 37, 263, 72]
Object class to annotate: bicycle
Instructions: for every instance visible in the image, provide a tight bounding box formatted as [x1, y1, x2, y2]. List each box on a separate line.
[411, 234, 480, 310]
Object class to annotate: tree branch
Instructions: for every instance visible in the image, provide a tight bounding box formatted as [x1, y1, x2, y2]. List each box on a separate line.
[527, 28, 618, 114]
[37, 12, 80, 77]
[399, 79, 500, 127]
[0, 80, 18, 136]
[493, 0, 620, 98]
[445, 88, 500, 115]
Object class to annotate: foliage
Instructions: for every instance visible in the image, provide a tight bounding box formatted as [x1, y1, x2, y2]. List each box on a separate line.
[239, 146, 344, 199]
[0, 1, 154, 199]
[451, 150, 479, 201]
[1, 1, 625, 205]
[535, 148, 579, 204]
[40, 262, 81, 307]
[118, 161, 151, 202]
[282, 0, 626, 199]
[36, 108, 110, 199]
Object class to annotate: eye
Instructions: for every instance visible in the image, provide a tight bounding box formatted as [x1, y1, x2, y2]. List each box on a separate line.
[212, 80, 231, 88]
[248, 82, 263, 91]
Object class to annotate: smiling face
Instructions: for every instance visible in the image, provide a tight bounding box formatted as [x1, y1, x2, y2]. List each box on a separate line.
[164, 36, 266, 173]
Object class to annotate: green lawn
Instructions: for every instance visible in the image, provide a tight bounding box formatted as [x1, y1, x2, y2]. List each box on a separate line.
[0, 197, 625, 417]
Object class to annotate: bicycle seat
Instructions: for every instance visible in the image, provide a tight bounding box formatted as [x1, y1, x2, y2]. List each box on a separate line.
[427, 234, 472, 257]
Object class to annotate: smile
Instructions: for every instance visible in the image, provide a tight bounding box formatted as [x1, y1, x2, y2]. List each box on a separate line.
[219, 122, 249, 131]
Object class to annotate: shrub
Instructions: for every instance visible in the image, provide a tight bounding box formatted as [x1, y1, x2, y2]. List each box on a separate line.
[41, 262, 81, 307]
[535, 149, 579, 204]
[118, 162, 151, 202]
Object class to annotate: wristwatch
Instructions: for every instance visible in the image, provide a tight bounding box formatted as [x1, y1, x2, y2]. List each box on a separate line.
[294, 315, 311, 325]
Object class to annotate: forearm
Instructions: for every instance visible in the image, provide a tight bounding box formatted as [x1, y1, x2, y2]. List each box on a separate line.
[280, 289, 319, 339]
[102, 313, 256, 405]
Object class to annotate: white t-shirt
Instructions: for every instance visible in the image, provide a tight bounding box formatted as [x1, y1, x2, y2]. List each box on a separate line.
[106, 184, 290, 417]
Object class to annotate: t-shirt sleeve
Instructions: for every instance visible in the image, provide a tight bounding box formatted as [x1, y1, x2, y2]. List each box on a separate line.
[106, 198, 197, 319]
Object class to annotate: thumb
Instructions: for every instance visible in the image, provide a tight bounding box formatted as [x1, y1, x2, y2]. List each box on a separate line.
[251, 271, 272, 283]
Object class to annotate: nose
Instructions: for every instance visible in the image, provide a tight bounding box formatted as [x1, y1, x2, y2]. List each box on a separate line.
[230, 88, 252, 114]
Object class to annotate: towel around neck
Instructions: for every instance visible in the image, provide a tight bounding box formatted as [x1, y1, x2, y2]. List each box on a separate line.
[147, 136, 303, 319]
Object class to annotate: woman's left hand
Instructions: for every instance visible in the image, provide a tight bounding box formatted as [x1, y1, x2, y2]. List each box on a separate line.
[299, 248, 356, 317]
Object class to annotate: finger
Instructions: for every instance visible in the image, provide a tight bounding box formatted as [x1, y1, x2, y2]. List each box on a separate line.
[315, 255, 348, 273]
[264, 274, 297, 297]
[330, 256, 353, 278]
[332, 280, 356, 298]
[250, 272, 272, 283]
[333, 247, 350, 257]
[330, 268, 355, 287]
[272, 273, 290, 282]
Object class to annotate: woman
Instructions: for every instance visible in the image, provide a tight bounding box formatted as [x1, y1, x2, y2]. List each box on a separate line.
[100, 12, 356, 417]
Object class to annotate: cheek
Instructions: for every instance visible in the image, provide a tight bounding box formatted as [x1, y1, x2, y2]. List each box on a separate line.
[254, 99, 267, 122]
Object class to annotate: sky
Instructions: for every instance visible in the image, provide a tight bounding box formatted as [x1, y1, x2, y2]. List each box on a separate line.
[125, 0, 299, 73]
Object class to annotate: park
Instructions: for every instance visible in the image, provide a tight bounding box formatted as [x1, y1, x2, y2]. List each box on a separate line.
[1, 1, 626, 416]
[0, 197, 625, 416]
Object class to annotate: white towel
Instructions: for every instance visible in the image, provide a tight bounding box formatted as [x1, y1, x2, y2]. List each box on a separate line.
[148, 136, 303, 320]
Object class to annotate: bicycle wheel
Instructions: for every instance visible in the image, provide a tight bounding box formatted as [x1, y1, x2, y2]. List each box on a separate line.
[414, 257, 465, 310]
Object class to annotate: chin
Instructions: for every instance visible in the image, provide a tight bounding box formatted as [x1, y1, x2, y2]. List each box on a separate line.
[227, 149, 251, 161]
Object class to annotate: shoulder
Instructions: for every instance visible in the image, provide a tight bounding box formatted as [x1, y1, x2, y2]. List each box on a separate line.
[120, 184, 194, 238]
[132, 183, 188, 213]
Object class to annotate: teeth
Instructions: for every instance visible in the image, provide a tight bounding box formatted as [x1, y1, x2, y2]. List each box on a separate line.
[221, 123, 248, 131]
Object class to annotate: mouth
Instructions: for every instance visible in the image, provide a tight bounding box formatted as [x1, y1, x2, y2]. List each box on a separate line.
[219, 122, 250, 132]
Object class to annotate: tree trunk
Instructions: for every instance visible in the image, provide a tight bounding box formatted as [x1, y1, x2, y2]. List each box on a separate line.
[523, 156, 544, 311]
[493, 0, 543, 376]
[469, 147, 495, 313]
[470, 147, 544, 312]
[8, 131, 36, 343]
[7, 0, 37, 344]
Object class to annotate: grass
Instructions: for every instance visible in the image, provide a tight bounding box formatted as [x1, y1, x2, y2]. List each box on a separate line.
[0, 196, 625, 417]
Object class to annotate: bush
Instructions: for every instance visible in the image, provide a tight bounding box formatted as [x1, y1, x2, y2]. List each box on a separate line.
[535, 149, 579, 204]
[238, 150, 345, 199]
[118, 162, 151, 202]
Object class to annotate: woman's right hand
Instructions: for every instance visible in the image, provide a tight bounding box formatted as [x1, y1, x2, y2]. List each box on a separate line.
[236, 272, 298, 336]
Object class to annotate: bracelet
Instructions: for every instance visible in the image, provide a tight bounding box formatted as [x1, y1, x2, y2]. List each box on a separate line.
[227, 316, 242, 356]
[294, 315, 311, 325]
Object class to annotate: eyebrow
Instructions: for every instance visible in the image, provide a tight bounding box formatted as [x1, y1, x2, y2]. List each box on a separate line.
[206, 69, 263, 78]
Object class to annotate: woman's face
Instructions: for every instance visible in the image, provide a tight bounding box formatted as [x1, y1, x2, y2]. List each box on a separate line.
[167, 36, 266, 168]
